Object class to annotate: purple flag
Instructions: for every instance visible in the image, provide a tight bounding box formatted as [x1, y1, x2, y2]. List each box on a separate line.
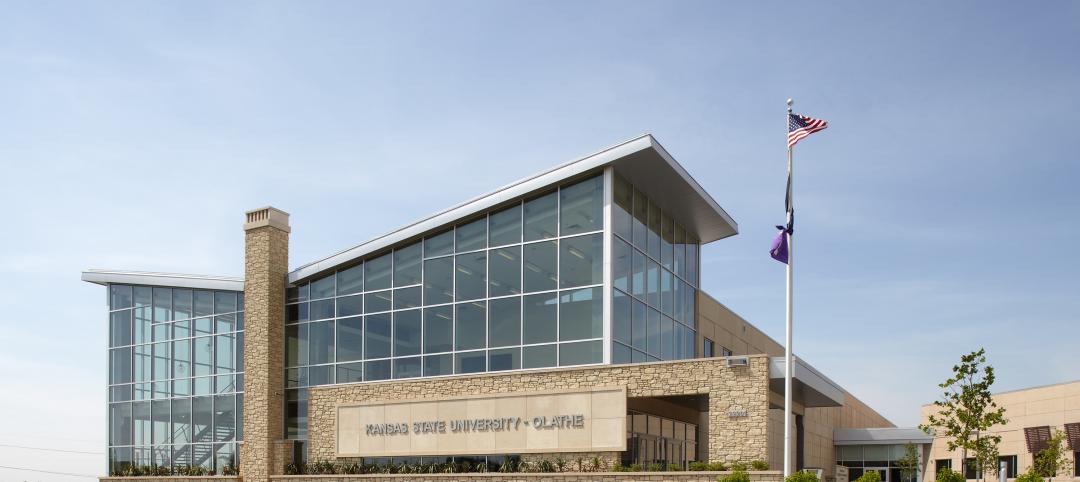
[770, 228, 789, 264]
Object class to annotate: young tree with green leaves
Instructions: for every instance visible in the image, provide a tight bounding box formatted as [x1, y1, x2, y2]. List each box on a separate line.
[919, 349, 1008, 482]
[897, 442, 920, 482]
[1033, 429, 1074, 482]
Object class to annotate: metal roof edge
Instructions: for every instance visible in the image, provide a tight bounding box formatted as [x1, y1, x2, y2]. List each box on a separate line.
[81, 269, 245, 291]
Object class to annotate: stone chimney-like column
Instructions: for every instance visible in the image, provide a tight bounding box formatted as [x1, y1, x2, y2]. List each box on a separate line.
[240, 207, 290, 482]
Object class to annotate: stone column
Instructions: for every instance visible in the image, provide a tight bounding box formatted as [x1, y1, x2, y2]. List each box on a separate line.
[240, 207, 290, 482]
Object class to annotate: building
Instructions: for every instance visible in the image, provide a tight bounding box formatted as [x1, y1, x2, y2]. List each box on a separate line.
[921, 380, 1080, 482]
[85, 135, 895, 481]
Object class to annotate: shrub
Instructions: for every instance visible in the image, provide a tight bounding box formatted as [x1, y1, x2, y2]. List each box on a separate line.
[786, 470, 820, 482]
[629, 463, 643, 472]
[690, 462, 710, 471]
[709, 462, 729, 471]
[648, 463, 665, 471]
[1016, 469, 1043, 482]
[720, 469, 752, 482]
[855, 471, 881, 482]
[751, 460, 770, 471]
[668, 463, 683, 471]
[731, 462, 749, 472]
[936, 468, 965, 482]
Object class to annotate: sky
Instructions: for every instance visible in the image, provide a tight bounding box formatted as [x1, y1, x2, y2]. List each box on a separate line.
[1, 1, 1078, 480]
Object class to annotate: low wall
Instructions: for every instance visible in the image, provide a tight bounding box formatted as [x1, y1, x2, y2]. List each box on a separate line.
[269, 472, 782, 482]
[99, 471, 782, 482]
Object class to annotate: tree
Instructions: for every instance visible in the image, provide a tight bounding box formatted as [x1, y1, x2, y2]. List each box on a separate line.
[896, 442, 920, 482]
[919, 348, 1008, 482]
[1032, 429, 1074, 482]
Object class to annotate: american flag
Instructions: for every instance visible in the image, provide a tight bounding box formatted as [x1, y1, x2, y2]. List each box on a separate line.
[788, 113, 828, 148]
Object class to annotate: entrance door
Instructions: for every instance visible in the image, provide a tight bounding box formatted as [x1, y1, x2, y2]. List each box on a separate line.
[866, 467, 889, 482]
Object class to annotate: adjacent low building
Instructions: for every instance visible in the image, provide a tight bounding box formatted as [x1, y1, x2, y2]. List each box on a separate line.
[85, 135, 895, 481]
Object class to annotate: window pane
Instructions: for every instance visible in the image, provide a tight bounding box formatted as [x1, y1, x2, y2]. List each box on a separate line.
[172, 398, 191, 444]
[394, 310, 422, 357]
[523, 292, 557, 344]
[613, 237, 631, 293]
[559, 287, 602, 341]
[560, 175, 602, 235]
[110, 403, 132, 445]
[214, 395, 235, 442]
[560, 233, 602, 288]
[613, 342, 631, 364]
[337, 294, 362, 317]
[173, 339, 191, 378]
[456, 217, 486, 252]
[631, 249, 646, 300]
[309, 321, 334, 365]
[613, 289, 631, 345]
[285, 324, 308, 367]
[214, 291, 237, 314]
[152, 399, 170, 445]
[424, 306, 453, 354]
[309, 275, 334, 300]
[488, 297, 521, 348]
[522, 344, 556, 369]
[153, 288, 172, 322]
[337, 317, 363, 362]
[193, 336, 213, 376]
[613, 175, 633, 241]
[286, 303, 308, 323]
[423, 257, 453, 305]
[365, 359, 391, 381]
[674, 225, 686, 279]
[661, 214, 675, 270]
[394, 286, 422, 310]
[648, 201, 661, 260]
[424, 229, 453, 257]
[489, 347, 520, 372]
[337, 362, 363, 383]
[647, 308, 661, 356]
[337, 264, 363, 295]
[365, 253, 392, 291]
[310, 299, 334, 320]
[489, 246, 521, 297]
[135, 286, 152, 308]
[111, 310, 132, 347]
[455, 252, 486, 301]
[455, 351, 486, 374]
[365, 291, 392, 313]
[455, 302, 486, 351]
[632, 299, 646, 351]
[686, 238, 699, 286]
[133, 401, 151, 445]
[111, 285, 133, 310]
[661, 315, 674, 360]
[632, 188, 648, 250]
[365, 313, 392, 359]
[394, 357, 422, 379]
[523, 191, 557, 241]
[393, 242, 422, 286]
[560, 340, 602, 366]
[523, 241, 557, 293]
[134, 307, 152, 344]
[173, 289, 193, 320]
[106, 347, 131, 383]
[489, 204, 522, 246]
[660, 269, 674, 317]
[423, 354, 453, 377]
[216, 313, 236, 333]
[646, 259, 660, 308]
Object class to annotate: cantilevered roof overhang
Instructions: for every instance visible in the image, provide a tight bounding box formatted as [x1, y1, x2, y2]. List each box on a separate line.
[769, 357, 846, 408]
[288, 134, 738, 285]
[834, 428, 931, 445]
[81, 269, 244, 292]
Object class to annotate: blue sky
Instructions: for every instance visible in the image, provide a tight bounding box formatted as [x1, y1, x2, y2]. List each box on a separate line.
[1, 1, 1078, 479]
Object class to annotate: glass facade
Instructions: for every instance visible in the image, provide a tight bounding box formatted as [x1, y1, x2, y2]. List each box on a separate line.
[106, 284, 244, 475]
[611, 174, 699, 364]
[624, 411, 698, 469]
[284, 174, 607, 440]
[838, 444, 921, 482]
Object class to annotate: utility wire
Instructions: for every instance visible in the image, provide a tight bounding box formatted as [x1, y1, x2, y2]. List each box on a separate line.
[0, 443, 102, 455]
[0, 464, 96, 478]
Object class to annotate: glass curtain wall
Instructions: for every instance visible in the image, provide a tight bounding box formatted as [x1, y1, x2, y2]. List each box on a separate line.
[610, 174, 699, 363]
[284, 174, 606, 440]
[837, 445, 922, 482]
[623, 411, 698, 469]
[107, 284, 244, 475]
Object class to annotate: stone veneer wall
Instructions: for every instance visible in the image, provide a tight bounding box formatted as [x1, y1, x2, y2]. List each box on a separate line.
[307, 357, 771, 467]
[240, 209, 291, 482]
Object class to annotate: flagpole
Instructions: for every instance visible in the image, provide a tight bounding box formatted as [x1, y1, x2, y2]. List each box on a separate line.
[783, 98, 795, 478]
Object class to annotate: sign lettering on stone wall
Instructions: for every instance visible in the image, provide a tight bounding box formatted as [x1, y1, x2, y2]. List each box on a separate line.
[336, 387, 626, 457]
